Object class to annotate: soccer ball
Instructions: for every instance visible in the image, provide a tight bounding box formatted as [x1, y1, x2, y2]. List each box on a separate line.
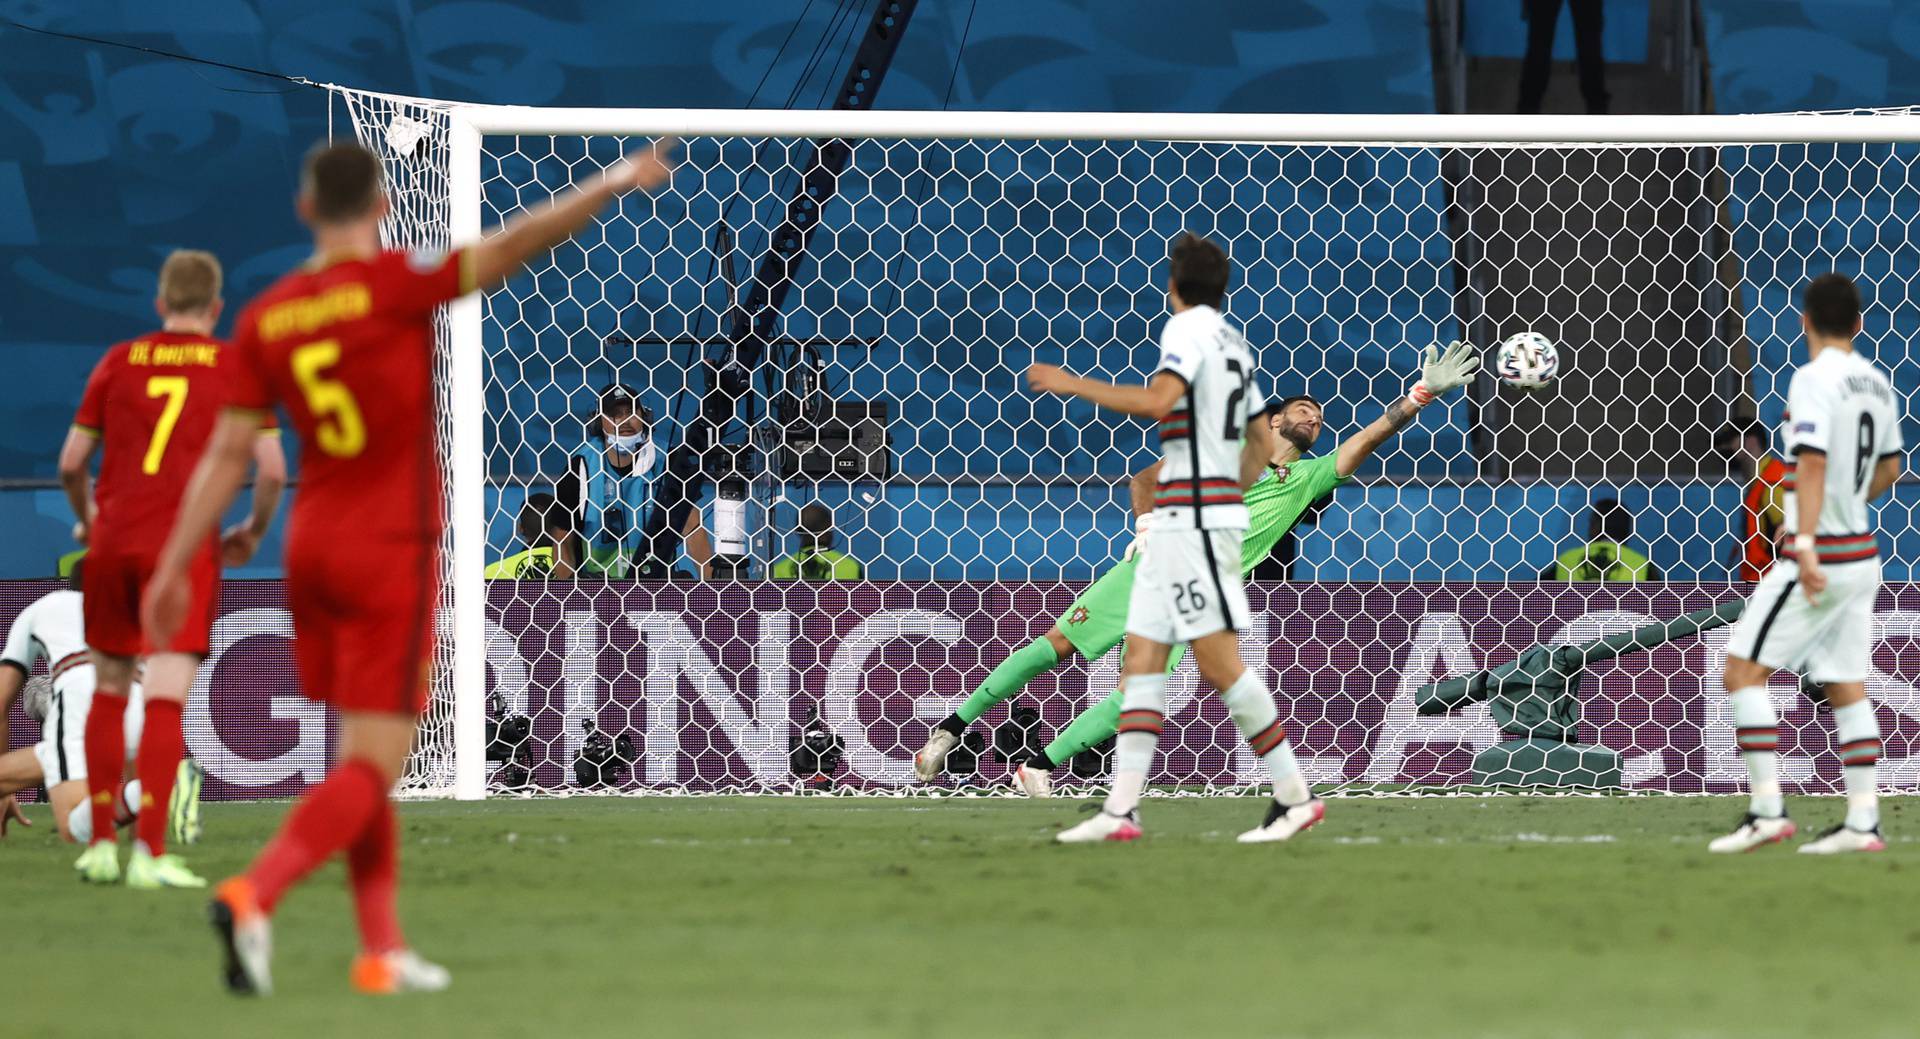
[1495, 331, 1559, 390]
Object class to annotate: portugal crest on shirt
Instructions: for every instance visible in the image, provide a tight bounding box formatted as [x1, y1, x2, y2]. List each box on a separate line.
[1273, 466, 1291, 484]
[1069, 607, 1089, 625]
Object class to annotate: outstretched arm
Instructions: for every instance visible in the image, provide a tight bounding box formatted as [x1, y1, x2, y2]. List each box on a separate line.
[1335, 340, 1480, 479]
[1027, 367, 1186, 421]
[470, 139, 676, 290]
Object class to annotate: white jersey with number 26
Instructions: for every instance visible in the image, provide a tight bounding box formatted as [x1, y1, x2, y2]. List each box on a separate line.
[1149, 304, 1267, 531]
[1782, 347, 1902, 544]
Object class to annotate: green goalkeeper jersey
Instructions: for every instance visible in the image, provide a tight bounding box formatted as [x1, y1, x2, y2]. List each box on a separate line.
[1055, 454, 1349, 661]
[1238, 454, 1350, 573]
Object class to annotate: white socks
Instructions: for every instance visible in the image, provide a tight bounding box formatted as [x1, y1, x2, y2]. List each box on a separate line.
[1729, 686, 1782, 818]
[1222, 671, 1311, 806]
[1103, 673, 1167, 817]
[1832, 700, 1881, 831]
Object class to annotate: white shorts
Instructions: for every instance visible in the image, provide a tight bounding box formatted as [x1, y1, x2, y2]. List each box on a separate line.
[32, 677, 143, 788]
[1725, 557, 1881, 683]
[1126, 526, 1251, 645]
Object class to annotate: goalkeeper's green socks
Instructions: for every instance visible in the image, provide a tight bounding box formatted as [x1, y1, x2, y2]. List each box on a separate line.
[938, 637, 1061, 735]
[1032, 688, 1124, 769]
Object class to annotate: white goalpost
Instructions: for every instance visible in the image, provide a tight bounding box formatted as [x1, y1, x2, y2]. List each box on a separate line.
[327, 86, 1920, 801]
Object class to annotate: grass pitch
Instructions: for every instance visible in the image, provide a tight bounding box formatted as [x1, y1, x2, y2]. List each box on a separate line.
[6, 794, 1918, 1039]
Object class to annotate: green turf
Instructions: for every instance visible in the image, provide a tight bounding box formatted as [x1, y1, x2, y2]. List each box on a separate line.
[6, 794, 1918, 1038]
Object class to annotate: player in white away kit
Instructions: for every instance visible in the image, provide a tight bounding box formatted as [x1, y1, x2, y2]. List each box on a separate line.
[1028, 232, 1321, 843]
[1713, 273, 1903, 855]
[0, 564, 196, 845]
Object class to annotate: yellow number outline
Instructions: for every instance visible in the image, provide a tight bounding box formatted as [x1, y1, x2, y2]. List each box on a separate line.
[291, 339, 368, 458]
[143, 376, 189, 475]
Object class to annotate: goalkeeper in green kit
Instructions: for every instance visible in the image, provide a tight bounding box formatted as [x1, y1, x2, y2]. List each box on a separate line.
[914, 339, 1482, 795]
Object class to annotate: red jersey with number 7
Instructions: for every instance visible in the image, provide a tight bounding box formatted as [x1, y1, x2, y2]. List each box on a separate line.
[72, 331, 276, 555]
[227, 248, 476, 550]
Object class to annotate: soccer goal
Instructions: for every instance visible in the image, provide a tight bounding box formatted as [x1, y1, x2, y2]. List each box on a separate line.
[323, 86, 1920, 800]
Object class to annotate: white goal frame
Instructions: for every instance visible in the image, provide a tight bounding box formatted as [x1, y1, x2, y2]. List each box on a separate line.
[436, 104, 1920, 800]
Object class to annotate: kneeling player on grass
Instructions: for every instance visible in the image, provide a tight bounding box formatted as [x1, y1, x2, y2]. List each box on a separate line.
[146, 137, 676, 997]
[1712, 273, 1902, 855]
[917, 345, 1481, 798]
[0, 565, 202, 847]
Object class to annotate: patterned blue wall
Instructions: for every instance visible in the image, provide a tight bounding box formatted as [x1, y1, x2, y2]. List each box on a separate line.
[0, 0, 1436, 577]
[7, 2, 1920, 580]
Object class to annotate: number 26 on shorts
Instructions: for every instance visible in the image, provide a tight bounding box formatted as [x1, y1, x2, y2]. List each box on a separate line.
[1171, 579, 1208, 617]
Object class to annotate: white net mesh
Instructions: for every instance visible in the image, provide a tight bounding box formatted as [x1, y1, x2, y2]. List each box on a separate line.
[331, 88, 1920, 797]
[332, 88, 460, 792]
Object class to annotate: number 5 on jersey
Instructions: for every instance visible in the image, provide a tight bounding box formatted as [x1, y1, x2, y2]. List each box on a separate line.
[292, 340, 367, 457]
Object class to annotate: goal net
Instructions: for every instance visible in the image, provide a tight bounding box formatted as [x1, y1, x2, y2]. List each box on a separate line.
[327, 87, 1920, 798]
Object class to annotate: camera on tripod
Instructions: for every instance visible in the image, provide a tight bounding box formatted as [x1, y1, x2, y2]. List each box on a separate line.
[485, 692, 534, 790]
[788, 706, 846, 792]
[573, 719, 638, 789]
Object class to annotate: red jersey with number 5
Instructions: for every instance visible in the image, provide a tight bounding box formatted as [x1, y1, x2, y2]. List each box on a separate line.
[72, 331, 274, 555]
[227, 248, 475, 549]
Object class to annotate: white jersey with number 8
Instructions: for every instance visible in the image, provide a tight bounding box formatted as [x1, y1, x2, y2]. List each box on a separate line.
[1781, 347, 1901, 553]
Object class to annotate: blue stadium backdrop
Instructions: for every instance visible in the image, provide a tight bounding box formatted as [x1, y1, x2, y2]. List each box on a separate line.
[4, 0, 1920, 579]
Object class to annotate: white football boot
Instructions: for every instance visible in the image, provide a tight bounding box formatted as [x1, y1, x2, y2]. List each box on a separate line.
[1707, 813, 1797, 853]
[353, 949, 453, 995]
[914, 729, 960, 781]
[1056, 809, 1142, 843]
[1011, 763, 1053, 798]
[1797, 823, 1886, 855]
[210, 878, 273, 996]
[1237, 798, 1326, 844]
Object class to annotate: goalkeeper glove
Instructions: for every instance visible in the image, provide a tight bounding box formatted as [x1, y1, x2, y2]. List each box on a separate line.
[1122, 512, 1155, 562]
[1407, 340, 1481, 406]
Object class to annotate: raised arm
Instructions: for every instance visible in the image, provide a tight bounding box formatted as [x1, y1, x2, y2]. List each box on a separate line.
[1335, 340, 1480, 479]
[1027, 367, 1186, 421]
[469, 139, 676, 289]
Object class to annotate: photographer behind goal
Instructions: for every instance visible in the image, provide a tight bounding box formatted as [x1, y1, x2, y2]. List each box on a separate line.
[556, 382, 713, 579]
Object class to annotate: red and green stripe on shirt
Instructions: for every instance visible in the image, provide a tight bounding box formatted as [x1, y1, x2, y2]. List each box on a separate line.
[1154, 476, 1243, 509]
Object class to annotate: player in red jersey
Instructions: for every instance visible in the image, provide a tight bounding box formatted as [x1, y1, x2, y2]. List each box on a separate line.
[58, 250, 286, 888]
[145, 138, 675, 996]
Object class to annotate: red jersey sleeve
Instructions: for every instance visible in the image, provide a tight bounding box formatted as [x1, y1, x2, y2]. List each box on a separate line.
[225, 311, 277, 416]
[378, 246, 477, 316]
[72, 347, 118, 436]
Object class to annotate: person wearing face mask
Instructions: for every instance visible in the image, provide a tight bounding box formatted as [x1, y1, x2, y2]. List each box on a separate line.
[556, 383, 667, 579]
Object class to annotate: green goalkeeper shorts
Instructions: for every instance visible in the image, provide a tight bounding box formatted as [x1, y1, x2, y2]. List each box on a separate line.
[1054, 557, 1192, 673]
[1056, 558, 1136, 660]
